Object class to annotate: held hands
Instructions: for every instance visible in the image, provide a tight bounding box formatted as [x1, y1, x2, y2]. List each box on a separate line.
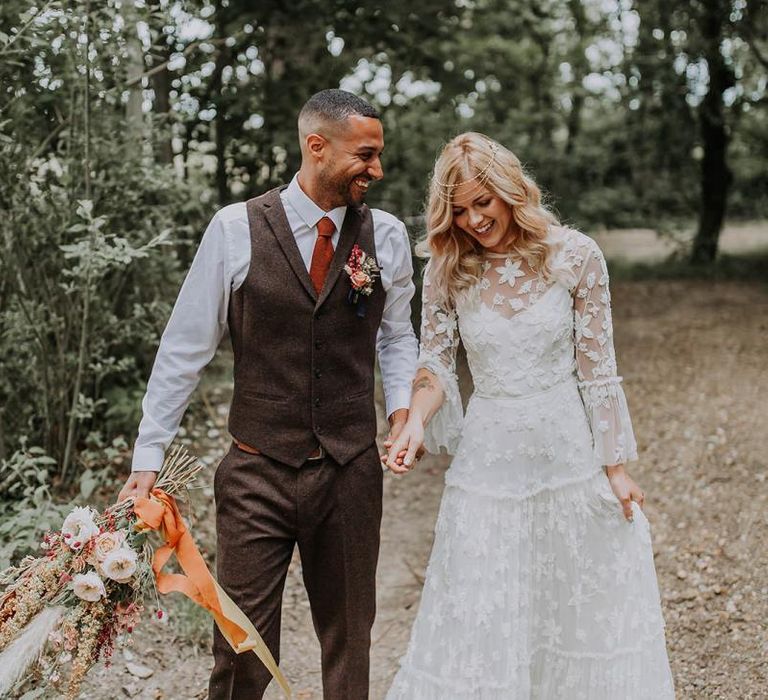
[116, 470, 157, 503]
[605, 464, 645, 521]
[381, 413, 426, 475]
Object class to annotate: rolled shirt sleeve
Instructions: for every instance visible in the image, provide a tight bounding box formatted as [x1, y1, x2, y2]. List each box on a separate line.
[373, 212, 419, 418]
[131, 209, 236, 471]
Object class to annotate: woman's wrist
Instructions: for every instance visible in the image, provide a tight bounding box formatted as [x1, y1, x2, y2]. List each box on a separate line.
[408, 407, 429, 427]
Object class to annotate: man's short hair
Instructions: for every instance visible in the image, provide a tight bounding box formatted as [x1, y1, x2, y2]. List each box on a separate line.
[298, 89, 380, 138]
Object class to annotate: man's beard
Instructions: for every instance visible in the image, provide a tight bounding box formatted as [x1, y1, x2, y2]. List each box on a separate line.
[319, 167, 368, 207]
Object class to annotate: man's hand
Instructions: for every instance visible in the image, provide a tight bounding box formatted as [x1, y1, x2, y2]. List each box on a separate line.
[383, 415, 425, 475]
[381, 409, 425, 472]
[116, 471, 158, 503]
[381, 408, 409, 463]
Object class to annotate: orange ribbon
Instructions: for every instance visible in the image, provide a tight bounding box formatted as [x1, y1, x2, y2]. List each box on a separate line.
[133, 489, 291, 697]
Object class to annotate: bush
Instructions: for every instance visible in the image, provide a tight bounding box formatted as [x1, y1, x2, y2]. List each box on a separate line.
[0, 4, 208, 487]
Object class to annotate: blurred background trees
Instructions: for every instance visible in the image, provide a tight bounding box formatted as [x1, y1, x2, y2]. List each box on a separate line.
[0, 0, 766, 537]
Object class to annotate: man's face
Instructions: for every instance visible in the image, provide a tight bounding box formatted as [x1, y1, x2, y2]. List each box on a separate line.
[317, 115, 385, 207]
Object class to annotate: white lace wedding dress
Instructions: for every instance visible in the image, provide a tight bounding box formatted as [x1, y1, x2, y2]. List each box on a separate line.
[386, 228, 674, 699]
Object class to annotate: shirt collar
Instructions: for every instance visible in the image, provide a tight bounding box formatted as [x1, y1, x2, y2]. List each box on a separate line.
[285, 174, 347, 233]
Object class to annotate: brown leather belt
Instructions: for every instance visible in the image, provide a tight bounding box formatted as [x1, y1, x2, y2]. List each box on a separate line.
[234, 439, 325, 461]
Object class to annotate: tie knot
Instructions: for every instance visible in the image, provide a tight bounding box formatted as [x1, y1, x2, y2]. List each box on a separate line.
[316, 216, 335, 238]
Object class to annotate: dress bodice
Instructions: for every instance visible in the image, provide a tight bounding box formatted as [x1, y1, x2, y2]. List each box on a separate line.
[457, 274, 575, 398]
[418, 227, 637, 466]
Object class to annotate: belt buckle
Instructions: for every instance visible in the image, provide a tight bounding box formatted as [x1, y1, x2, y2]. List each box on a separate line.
[307, 445, 325, 461]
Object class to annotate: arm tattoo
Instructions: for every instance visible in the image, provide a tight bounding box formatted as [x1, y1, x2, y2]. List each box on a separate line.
[412, 376, 436, 395]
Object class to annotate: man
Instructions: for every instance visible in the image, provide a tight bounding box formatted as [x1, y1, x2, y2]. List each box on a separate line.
[118, 89, 418, 698]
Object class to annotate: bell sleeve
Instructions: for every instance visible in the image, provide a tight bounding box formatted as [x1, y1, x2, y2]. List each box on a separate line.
[573, 239, 638, 466]
[417, 261, 464, 455]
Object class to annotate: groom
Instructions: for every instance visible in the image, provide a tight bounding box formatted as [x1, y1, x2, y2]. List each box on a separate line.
[118, 89, 418, 698]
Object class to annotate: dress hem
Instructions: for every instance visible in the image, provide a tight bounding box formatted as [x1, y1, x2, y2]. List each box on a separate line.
[396, 629, 670, 692]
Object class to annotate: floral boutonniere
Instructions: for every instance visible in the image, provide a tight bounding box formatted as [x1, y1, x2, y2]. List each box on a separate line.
[344, 244, 380, 318]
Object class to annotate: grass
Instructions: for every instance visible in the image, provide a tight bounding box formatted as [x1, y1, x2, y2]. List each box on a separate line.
[168, 595, 215, 650]
[609, 250, 768, 284]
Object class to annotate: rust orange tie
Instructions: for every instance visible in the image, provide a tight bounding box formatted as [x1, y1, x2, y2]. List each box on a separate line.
[309, 216, 336, 294]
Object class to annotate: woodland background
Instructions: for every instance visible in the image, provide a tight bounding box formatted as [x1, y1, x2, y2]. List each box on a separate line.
[1, 1, 767, 697]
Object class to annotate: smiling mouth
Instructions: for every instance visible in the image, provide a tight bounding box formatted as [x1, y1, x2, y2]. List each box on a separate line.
[474, 221, 494, 235]
[353, 177, 370, 191]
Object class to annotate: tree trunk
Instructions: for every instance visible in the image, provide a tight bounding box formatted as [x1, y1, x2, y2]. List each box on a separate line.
[151, 49, 173, 164]
[215, 114, 229, 206]
[149, 3, 173, 165]
[213, 0, 231, 205]
[0, 408, 6, 462]
[125, 5, 146, 145]
[565, 0, 589, 156]
[691, 0, 734, 264]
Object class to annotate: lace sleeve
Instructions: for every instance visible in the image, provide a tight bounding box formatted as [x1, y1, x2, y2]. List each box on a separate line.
[572, 238, 638, 466]
[418, 261, 463, 454]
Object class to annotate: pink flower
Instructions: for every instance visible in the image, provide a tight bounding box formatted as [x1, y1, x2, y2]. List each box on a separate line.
[350, 271, 371, 289]
[89, 530, 127, 564]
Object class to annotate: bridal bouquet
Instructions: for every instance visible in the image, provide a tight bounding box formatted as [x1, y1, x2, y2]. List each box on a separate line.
[0, 447, 290, 699]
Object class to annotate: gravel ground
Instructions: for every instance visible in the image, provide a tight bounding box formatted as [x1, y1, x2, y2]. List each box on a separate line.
[76, 275, 767, 700]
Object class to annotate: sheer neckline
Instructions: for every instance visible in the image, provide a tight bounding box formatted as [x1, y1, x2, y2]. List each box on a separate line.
[483, 251, 517, 259]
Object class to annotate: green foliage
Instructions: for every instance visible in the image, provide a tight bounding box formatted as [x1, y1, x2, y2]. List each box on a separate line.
[0, 444, 69, 568]
[0, 0, 766, 496]
[0, 2, 207, 484]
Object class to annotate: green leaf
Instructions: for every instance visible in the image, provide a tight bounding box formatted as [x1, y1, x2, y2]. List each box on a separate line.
[80, 468, 99, 500]
[76, 199, 94, 219]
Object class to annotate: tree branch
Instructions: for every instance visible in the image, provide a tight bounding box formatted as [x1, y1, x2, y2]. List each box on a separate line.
[0, 0, 56, 57]
[124, 37, 230, 88]
[744, 34, 768, 70]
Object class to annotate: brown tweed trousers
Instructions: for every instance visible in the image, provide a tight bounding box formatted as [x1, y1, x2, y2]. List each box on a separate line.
[208, 187, 387, 700]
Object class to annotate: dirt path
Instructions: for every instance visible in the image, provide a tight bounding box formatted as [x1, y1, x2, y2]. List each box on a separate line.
[79, 276, 768, 700]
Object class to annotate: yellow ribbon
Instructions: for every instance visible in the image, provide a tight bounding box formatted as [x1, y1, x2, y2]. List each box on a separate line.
[134, 489, 291, 698]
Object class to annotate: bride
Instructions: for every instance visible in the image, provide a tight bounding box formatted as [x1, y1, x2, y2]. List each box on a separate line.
[384, 133, 674, 699]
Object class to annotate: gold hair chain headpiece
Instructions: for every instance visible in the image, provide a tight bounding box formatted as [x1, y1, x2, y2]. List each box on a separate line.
[433, 141, 500, 203]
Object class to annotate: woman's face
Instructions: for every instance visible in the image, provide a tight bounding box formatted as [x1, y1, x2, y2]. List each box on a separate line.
[451, 181, 515, 253]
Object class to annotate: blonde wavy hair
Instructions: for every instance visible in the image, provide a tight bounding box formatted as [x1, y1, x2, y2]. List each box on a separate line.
[418, 132, 560, 304]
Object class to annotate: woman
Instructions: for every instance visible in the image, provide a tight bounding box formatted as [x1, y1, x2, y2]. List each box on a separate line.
[384, 133, 674, 698]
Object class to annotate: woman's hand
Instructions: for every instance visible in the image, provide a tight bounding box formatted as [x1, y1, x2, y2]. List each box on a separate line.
[382, 415, 425, 475]
[605, 464, 645, 521]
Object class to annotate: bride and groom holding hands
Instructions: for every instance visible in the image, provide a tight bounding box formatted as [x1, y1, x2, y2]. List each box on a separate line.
[118, 89, 675, 699]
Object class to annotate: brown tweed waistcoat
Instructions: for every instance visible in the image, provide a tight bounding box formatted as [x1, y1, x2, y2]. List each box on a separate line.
[227, 186, 386, 467]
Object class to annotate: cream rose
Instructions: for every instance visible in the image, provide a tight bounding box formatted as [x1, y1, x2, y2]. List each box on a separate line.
[89, 530, 127, 564]
[101, 547, 138, 584]
[71, 571, 106, 602]
[61, 506, 100, 551]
